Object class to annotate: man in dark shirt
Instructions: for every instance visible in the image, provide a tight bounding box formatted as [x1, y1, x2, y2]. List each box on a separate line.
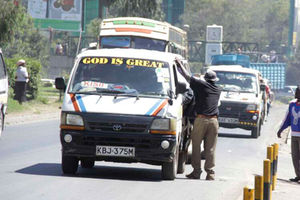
[175, 58, 221, 180]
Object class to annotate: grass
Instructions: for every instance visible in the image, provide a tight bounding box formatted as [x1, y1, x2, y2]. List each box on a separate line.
[7, 84, 63, 114]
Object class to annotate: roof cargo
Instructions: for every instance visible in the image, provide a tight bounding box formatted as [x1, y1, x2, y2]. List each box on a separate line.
[211, 54, 250, 68]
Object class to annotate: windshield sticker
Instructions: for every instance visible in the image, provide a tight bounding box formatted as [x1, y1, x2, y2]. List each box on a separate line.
[82, 57, 165, 68]
[157, 76, 164, 83]
[81, 81, 108, 89]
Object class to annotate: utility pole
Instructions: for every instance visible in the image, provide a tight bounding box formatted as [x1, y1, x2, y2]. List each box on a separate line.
[288, 0, 295, 57]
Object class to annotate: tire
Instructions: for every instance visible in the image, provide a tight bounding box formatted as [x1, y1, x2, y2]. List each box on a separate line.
[62, 155, 79, 174]
[81, 158, 95, 168]
[162, 146, 178, 180]
[177, 151, 187, 174]
[251, 121, 261, 138]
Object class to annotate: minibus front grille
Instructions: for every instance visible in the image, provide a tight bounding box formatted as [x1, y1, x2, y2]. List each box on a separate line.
[88, 122, 148, 133]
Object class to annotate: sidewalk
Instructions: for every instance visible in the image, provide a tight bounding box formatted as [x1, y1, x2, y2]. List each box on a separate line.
[4, 104, 61, 126]
[272, 129, 300, 200]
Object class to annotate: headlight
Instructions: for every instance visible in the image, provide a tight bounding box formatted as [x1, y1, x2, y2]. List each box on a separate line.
[150, 118, 176, 135]
[246, 104, 259, 114]
[66, 114, 84, 126]
[60, 113, 84, 130]
[246, 104, 256, 111]
[150, 118, 170, 130]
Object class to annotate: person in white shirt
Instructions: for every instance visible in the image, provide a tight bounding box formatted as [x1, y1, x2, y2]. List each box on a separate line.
[14, 59, 29, 104]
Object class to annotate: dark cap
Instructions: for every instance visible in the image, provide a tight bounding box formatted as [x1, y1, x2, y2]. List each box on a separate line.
[204, 70, 219, 82]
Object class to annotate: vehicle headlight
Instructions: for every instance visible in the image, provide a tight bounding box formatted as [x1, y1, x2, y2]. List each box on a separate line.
[150, 118, 176, 135]
[246, 104, 256, 111]
[66, 114, 84, 126]
[246, 104, 259, 114]
[151, 118, 170, 130]
[60, 113, 84, 130]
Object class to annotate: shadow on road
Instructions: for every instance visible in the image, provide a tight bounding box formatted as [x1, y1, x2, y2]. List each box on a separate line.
[15, 163, 162, 182]
[218, 133, 253, 139]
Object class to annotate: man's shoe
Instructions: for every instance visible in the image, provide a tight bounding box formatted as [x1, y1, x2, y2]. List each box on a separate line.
[289, 177, 300, 182]
[206, 173, 215, 181]
[186, 171, 201, 179]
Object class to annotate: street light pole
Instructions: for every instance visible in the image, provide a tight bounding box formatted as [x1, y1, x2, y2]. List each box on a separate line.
[288, 0, 295, 57]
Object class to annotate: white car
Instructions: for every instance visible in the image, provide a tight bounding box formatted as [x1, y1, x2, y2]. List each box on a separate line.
[0, 48, 8, 137]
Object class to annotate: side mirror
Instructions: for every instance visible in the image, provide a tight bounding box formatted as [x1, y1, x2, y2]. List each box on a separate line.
[260, 84, 266, 92]
[176, 81, 188, 95]
[55, 77, 66, 91]
[167, 89, 175, 105]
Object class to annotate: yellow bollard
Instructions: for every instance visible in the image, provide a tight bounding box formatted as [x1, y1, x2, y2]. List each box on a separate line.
[267, 146, 274, 191]
[244, 187, 254, 200]
[272, 143, 279, 190]
[263, 159, 271, 200]
[255, 175, 263, 200]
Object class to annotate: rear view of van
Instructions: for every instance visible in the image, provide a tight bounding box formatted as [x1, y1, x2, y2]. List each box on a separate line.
[0, 48, 8, 137]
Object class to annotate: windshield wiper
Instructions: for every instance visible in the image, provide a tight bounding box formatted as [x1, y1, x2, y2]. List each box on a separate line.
[114, 92, 140, 100]
[142, 92, 167, 97]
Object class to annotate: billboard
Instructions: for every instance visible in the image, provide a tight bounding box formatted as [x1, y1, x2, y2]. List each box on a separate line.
[28, 0, 83, 31]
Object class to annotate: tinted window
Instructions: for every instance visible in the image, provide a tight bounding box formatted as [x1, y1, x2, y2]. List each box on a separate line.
[100, 36, 167, 52]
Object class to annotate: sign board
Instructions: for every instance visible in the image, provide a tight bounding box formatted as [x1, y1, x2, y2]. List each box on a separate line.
[205, 43, 222, 65]
[206, 25, 223, 42]
[28, 0, 82, 31]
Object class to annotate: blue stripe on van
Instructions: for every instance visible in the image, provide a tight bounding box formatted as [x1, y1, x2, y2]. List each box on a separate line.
[76, 95, 86, 112]
[146, 99, 164, 115]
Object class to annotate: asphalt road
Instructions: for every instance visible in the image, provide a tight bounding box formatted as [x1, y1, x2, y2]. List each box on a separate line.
[0, 103, 292, 200]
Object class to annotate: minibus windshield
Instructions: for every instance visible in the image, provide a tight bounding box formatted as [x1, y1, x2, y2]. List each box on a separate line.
[100, 36, 167, 52]
[69, 57, 171, 97]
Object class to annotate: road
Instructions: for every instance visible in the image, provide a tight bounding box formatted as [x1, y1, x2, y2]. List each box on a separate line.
[0, 103, 292, 200]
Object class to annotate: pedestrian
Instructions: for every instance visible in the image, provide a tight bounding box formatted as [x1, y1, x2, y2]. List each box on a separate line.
[14, 59, 29, 104]
[175, 58, 221, 180]
[277, 85, 300, 182]
[56, 42, 63, 55]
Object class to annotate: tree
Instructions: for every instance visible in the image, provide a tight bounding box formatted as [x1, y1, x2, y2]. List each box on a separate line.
[108, 0, 165, 21]
[3, 5, 49, 64]
[0, 0, 23, 47]
[181, 0, 289, 52]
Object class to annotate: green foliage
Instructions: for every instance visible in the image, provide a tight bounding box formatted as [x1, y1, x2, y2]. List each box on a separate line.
[86, 18, 102, 38]
[6, 57, 42, 100]
[182, 0, 289, 52]
[0, 0, 24, 47]
[108, 0, 165, 21]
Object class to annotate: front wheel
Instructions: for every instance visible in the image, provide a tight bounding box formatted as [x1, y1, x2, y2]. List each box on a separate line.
[177, 151, 187, 174]
[81, 158, 95, 168]
[251, 121, 261, 138]
[162, 146, 178, 180]
[62, 155, 79, 174]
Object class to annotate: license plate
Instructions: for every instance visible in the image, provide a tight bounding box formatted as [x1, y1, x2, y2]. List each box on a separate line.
[218, 117, 239, 124]
[96, 145, 135, 157]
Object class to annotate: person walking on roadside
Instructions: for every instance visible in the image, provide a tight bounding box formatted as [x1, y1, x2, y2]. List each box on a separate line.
[277, 85, 300, 182]
[14, 59, 29, 104]
[175, 58, 221, 180]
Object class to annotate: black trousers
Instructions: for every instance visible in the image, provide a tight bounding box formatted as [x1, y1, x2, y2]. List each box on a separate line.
[14, 81, 27, 104]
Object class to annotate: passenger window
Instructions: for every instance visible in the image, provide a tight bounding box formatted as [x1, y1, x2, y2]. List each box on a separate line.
[0, 54, 6, 79]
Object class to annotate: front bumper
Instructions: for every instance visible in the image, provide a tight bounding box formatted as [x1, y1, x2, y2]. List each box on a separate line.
[218, 102, 260, 130]
[60, 130, 177, 165]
